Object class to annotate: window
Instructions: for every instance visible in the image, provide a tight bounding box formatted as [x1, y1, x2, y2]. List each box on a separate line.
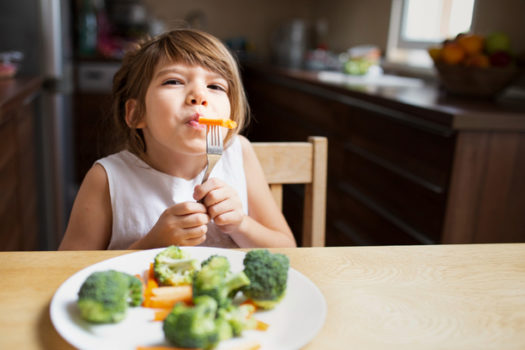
[386, 0, 477, 70]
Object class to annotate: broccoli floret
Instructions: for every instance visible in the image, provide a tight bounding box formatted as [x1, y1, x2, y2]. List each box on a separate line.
[218, 303, 257, 337]
[242, 249, 290, 309]
[215, 313, 234, 341]
[77, 270, 143, 323]
[163, 296, 223, 349]
[154, 245, 200, 286]
[193, 255, 250, 307]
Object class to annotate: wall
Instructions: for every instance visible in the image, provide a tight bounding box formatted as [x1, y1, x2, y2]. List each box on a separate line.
[143, 0, 524, 59]
[314, 0, 525, 55]
[473, 0, 525, 53]
[313, 0, 392, 53]
[142, 0, 316, 59]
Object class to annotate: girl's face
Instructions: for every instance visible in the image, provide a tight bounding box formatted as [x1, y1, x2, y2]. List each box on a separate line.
[136, 60, 231, 158]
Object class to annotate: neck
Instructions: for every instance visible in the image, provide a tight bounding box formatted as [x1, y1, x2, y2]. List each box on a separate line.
[141, 148, 207, 179]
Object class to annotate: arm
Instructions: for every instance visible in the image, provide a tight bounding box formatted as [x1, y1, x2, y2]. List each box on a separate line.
[233, 136, 296, 247]
[194, 136, 296, 248]
[59, 164, 112, 250]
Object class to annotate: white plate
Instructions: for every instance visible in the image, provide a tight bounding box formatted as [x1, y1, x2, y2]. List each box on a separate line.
[50, 247, 326, 350]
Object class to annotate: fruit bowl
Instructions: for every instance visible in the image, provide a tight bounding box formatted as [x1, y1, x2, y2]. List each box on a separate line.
[434, 61, 519, 98]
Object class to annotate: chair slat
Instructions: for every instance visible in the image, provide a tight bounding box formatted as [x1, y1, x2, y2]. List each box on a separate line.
[252, 143, 312, 183]
[269, 184, 283, 211]
[252, 136, 328, 247]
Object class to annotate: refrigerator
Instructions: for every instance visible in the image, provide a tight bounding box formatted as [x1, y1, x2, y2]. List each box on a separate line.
[0, 0, 76, 249]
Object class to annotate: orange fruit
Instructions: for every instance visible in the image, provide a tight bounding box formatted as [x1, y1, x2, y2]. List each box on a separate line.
[427, 47, 442, 62]
[457, 34, 484, 55]
[464, 53, 490, 68]
[441, 43, 466, 65]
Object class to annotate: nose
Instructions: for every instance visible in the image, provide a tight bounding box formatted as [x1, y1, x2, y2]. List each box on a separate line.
[186, 87, 208, 106]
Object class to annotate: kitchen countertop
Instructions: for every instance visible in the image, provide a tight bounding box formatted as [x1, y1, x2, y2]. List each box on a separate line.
[243, 63, 525, 131]
[1, 244, 524, 349]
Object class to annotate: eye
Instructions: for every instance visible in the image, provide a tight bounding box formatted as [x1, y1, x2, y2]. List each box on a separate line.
[162, 79, 183, 86]
[208, 84, 227, 92]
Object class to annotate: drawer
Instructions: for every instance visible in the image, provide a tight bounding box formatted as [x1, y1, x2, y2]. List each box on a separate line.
[341, 149, 447, 243]
[246, 79, 347, 138]
[344, 106, 455, 190]
[328, 187, 425, 246]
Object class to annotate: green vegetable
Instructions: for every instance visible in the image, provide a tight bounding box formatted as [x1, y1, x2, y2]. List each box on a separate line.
[153, 245, 200, 286]
[218, 303, 257, 337]
[77, 270, 143, 323]
[242, 249, 290, 309]
[163, 295, 224, 349]
[192, 255, 250, 308]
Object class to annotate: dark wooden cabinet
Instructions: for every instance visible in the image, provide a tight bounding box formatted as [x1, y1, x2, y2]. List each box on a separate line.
[0, 77, 42, 251]
[73, 91, 112, 183]
[242, 64, 525, 246]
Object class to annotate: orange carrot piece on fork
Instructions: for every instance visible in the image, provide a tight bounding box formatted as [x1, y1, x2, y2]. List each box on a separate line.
[198, 117, 237, 129]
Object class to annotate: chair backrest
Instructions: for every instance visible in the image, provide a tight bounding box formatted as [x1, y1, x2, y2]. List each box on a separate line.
[252, 136, 328, 247]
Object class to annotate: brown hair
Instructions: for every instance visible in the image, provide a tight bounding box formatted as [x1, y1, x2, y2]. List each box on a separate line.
[110, 28, 249, 156]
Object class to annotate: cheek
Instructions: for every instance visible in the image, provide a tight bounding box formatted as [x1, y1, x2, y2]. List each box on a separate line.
[218, 96, 232, 118]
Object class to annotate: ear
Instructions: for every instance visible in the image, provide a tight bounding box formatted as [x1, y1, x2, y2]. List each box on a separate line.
[125, 99, 146, 128]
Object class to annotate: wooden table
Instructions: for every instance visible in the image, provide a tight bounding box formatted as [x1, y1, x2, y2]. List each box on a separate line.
[1, 244, 524, 349]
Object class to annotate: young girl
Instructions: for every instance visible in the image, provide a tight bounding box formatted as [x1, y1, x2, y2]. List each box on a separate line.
[59, 29, 296, 250]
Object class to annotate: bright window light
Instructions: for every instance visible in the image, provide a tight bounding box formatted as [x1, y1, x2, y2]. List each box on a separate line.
[386, 0, 476, 70]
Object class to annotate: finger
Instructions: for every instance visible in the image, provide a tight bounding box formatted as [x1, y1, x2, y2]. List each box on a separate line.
[203, 187, 229, 208]
[167, 201, 207, 216]
[183, 234, 207, 246]
[206, 196, 231, 219]
[213, 210, 243, 226]
[179, 213, 210, 229]
[193, 178, 224, 201]
[182, 224, 208, 240]
[184, 234, 207, 245]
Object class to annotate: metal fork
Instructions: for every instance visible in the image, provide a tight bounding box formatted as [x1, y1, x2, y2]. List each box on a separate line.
[201, 124, 223, 183]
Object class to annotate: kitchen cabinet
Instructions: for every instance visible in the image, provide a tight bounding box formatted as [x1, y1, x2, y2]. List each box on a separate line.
[73, 61, 119, 184]
[0, 77, 42, 250]
[242, 64, 525, 245]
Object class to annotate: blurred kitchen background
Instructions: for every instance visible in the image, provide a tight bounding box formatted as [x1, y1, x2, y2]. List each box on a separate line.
[1, 0, 524, 250]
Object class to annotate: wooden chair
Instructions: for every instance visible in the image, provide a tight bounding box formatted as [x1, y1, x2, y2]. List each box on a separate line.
[252, 136, 328, 247]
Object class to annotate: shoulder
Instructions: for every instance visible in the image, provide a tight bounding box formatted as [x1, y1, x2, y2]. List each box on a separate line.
[237, 135, 264, 176]
[97, 150, 133, 166]
[83, 163, 110, 193]
[238, 135, 255, 156]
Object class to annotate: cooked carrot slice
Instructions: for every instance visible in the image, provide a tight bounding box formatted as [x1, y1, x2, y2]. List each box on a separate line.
[153, 308, 172, 321]
[145, 285, 193, 309]
[198, 117, 237, 129]
[255, 319, 269, 331]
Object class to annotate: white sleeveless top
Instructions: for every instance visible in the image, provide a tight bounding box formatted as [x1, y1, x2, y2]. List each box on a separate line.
[96, 136, 247, 249]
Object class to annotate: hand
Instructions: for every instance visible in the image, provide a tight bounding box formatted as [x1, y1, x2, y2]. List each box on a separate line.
[145, 201, 209, 247]
[193, 178, 245, 234]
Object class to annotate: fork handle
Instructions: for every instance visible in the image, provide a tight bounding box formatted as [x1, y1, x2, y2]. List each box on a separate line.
[201, 154, 221, 184]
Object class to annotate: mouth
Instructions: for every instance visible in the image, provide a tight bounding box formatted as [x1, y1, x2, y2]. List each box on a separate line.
[186, 113, 206, 130]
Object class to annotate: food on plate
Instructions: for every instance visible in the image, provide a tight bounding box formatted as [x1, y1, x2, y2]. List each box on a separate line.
[77, 270, 143, 323]
[75, 247, 289, 348]
[198, 117, 238, 129]
[217, 302, 258, 336]
[162, 296, 259, 349]
[153, 245, 200, 286]
[242, 249, 290, 309]
[163, 295, 227, 349]
[192, 255, 250, 308]
[146, 285, 193, 309]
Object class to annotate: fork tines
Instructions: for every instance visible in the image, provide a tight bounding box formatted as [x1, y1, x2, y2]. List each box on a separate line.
[207, 125, 223, 155]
